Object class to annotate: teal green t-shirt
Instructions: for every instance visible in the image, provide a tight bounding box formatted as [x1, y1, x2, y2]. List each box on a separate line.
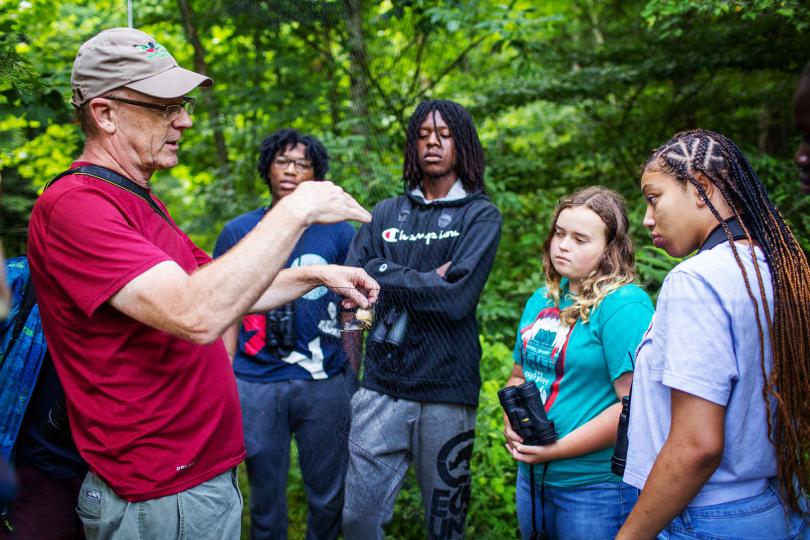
[512, 282, 653, 487]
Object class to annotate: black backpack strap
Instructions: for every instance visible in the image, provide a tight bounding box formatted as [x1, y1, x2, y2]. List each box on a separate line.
[45, 165, 172, 227]
[0, 276, 37, 370]
[46, 168, 83, 188]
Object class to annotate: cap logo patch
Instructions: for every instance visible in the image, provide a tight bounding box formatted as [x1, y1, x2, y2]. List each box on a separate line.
[133, 41, 170, 60]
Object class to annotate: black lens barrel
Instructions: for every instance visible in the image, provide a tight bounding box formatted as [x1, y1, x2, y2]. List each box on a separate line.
[498, 381, 557, 446]
[385, 309, 409, 347]
[497, 386, 523, 434]
[370, 306, 409, 348]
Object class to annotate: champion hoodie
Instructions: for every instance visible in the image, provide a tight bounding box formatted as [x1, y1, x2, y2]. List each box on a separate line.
[345, 188, 501, 406]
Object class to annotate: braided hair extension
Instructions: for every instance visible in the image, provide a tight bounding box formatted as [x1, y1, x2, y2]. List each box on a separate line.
[403, 100, 485, 194]
[645, 129, 810, 513]
[256, 128, 330, 185]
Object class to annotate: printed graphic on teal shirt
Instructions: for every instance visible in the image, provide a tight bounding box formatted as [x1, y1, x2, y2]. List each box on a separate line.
[518, 305, 571, 405]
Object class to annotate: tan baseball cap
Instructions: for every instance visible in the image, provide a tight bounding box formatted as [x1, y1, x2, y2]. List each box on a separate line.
[71, 27, 212, 107]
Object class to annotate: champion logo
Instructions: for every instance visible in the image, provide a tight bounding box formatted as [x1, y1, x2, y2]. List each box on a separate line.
[381, 227, 460, 245]
[382, 227, 399, 242]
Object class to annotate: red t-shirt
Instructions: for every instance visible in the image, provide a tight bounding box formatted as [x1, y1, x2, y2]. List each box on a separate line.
[27, 163, 245, 502]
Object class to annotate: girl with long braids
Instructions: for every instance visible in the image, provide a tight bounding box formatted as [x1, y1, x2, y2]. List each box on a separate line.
[618, 129, 810, 538]
[505, 187, 653, 539]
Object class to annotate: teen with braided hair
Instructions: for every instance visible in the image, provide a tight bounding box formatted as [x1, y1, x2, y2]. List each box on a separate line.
[617, 129, 810, 539]
[342, 100, 501, 539]
[505, 187, 652, 539]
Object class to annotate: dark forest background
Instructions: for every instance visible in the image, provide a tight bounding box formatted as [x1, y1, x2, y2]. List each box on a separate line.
[1, 1, 808, 537]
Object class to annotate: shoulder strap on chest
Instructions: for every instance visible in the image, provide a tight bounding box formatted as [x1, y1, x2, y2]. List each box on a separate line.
[46, 165, 172, 227]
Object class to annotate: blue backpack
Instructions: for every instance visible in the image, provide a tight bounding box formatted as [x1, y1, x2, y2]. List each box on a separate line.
[0, 256, 47, 460]
[0, 165, 147, 460]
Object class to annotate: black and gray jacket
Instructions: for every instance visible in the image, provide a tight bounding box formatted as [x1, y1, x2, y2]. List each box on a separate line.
[345, 188, 501, 406]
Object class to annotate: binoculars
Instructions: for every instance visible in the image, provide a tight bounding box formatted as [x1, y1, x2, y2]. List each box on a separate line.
[266, 303, 295, 356]
[369, 306, 409, 348]
[610, 395, 631, 476]
[498, 381, 557, 446]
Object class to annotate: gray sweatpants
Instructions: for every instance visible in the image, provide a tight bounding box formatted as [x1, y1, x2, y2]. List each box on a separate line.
[342, 387, 476, 540]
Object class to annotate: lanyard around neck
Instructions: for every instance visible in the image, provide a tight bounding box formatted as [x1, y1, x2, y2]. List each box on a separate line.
[698, 217, 748, 254]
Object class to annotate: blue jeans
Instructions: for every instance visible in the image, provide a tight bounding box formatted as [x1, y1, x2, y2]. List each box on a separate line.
[239, 370, 353, 540]
[658, 485, 809, 539]
[516, 468, 637, 540]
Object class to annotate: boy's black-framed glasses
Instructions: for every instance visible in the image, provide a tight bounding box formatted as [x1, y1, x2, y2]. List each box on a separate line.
[273, 156, 314, 173]
[103, 95, 195, 120]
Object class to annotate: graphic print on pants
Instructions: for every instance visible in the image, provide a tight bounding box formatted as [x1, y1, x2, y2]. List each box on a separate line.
[429, 430, 475, 539]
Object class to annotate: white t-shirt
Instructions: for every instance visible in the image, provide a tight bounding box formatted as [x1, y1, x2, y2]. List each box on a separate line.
[624, 242, 776, 507]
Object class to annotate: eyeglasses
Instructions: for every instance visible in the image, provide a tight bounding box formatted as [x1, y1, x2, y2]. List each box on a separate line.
[273, 157, 313, 173]
[103, 95, 195, 120]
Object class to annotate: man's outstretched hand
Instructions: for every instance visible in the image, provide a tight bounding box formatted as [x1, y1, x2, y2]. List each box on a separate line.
[280, 181, 371, 226]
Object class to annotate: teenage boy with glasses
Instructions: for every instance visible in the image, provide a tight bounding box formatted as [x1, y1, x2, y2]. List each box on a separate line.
[214, 129, 356, 540]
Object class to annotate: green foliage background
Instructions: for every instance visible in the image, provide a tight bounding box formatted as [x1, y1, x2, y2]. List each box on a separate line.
[1, 0, 809, 538]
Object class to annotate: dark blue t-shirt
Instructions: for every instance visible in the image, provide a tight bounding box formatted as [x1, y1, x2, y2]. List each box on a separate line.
[214, 207, 355, 382]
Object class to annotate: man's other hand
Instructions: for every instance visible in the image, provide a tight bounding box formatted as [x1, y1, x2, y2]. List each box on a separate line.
[314, 265, 379, 309]
[280, 181, 371, 226]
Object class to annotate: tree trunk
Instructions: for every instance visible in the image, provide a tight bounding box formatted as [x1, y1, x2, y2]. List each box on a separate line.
[177, 0, 229, 168]
[324, 27, 343, 134]
[342, 0, 371, 140]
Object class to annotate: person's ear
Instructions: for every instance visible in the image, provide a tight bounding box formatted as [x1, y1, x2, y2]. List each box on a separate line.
[692, 173, 715, 208]
[88, 98, 117, 135]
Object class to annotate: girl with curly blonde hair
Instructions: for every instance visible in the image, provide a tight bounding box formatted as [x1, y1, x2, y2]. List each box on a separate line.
[504, 186, 653, 539]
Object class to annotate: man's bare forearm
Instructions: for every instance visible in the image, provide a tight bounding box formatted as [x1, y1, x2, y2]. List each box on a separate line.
[110, 181, 373, 344]
[186, 203, 307, 330]
[249, 267, 322, 313]
[110, 202, 307, 344]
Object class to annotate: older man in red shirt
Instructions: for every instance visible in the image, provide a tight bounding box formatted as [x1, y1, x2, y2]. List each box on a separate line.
[27, 27, 376, 539]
